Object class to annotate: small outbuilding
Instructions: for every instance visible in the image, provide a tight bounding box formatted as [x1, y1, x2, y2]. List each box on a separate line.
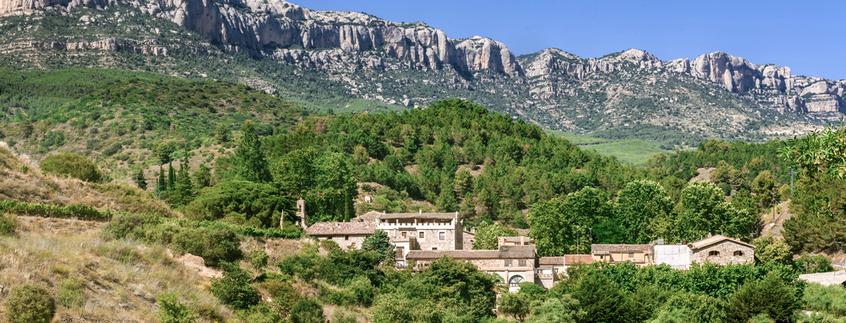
[688, 235, 754, 265]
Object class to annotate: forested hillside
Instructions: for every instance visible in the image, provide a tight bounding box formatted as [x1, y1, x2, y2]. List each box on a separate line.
[2, 68, 846, 322]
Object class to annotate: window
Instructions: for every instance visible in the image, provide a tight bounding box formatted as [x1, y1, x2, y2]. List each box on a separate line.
[518, 259, 527, 266]
[401, 231, 407, 238]
[708, 250, 720, 257]
[419, 231, 425, 239]
[508, 275, 524, 287]
[733, 250, 744, 257]
[344, 235, 349, 241]
[505, 259, 513, 267]
[438, 231, 445, 241]
[628, 252, 634, 259]
[432, 247, 438, 251]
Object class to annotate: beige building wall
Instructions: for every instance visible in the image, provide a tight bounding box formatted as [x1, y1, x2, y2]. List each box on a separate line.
[379, 217, 462, 252]
[593, 252, 651, 265]
[691, 241, 754, 265]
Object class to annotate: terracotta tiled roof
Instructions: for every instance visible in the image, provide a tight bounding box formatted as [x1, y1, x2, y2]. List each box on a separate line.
[378, 212, 457, 220]
[354, 211, 383, 223]
[305, 221, 376, 236]
[539, 257, 565, 265]
[564, 254, 594, 265]
[591, 244, 652, 254]
[407, 245, 535, 260]
[539, 254, 594, 265]
[688, 235, 754, 250]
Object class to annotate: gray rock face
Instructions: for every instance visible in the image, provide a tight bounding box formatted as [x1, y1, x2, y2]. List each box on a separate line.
[524, 49, 845, 113]
[0, 0, 521, 76]
[667, 52, 845, 113]
[1, 0, 844, 121]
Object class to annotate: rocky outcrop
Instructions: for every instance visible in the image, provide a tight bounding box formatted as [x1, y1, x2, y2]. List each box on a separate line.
[0, 0, 107, 16]
[0, 0, 521, 77]
[667, 52, 845, 113]
[524, 49, 846, 113]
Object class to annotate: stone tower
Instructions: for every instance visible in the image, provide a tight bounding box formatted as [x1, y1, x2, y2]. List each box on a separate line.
[296, 199, 307, 229]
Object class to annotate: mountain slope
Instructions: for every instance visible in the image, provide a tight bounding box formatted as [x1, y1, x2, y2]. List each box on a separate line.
[0, 0, 844, 145]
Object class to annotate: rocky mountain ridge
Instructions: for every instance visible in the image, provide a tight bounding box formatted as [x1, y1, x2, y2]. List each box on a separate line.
[0, 0, 844, 143]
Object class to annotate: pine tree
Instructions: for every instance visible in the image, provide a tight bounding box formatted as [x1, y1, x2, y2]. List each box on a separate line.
[234, 122, 271, 182]
[172, 157, 195, 206]
[134, 168, 147, 190]
[193, 164, 212, 189]
[156, 165, 166, 194]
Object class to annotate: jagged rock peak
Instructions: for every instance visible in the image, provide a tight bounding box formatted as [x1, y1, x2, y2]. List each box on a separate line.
[535, 48, 581, 61]
[454, 36, 522, 76]
[614, 48, 660, 63]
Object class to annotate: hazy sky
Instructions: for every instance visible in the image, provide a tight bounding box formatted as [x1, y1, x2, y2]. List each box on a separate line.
[296, 0, 845, 80]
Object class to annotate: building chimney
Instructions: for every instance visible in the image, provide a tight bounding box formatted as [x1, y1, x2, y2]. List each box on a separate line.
[296, 199, 307, 229]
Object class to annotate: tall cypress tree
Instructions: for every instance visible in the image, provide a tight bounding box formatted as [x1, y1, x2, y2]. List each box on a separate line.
[234, 122, 271, 182]
[167, 161, 176, 189]
[156, 165, 166, 194]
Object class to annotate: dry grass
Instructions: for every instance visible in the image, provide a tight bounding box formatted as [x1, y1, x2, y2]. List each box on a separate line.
[0, 145, 175, 217]
[240, 237, 307, 268]
[0, 216, 232, 322]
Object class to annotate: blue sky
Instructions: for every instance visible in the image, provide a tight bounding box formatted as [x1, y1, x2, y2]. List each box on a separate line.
[296, 0, 845, 80]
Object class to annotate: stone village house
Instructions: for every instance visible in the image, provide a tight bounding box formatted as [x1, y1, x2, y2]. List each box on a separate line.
[303, 202, 755, 291]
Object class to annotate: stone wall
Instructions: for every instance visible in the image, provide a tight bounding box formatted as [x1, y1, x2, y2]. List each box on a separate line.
[690, 241, 754, 265]
[317, 235, 367, 250]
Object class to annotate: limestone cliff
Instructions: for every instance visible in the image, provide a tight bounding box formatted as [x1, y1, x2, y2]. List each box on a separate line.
[1, 0, 844, 142]
[0, 0, 522, 76]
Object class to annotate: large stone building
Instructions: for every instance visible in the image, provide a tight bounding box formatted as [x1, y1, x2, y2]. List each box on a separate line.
[406, 245, 536, 292]
[376, 212, 463, 259]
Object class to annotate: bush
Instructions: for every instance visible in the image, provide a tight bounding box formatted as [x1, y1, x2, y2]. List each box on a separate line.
[0, 213, 17, 236]
[210, 264, 260, 310]
[727, 272, 801, 323]
[157, 293, 197, 323]
[802, 284, 846, 318]
[0, 200, 109, 221]
[40, 152, 102, 182]
[57, 278, 85, 308]
[498, 292, 530, 321]
[795, 255, 834, 274]
[250, 250, 269, 270]
[172, 223, 242, 267]
[4, 284, 56, 323]
[289, 298, 324, 323]
[102, 213, 161, 240]
[239, 304, 281, 323]
[266, 280, 300, 317]
[332, 308, 359, 323]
